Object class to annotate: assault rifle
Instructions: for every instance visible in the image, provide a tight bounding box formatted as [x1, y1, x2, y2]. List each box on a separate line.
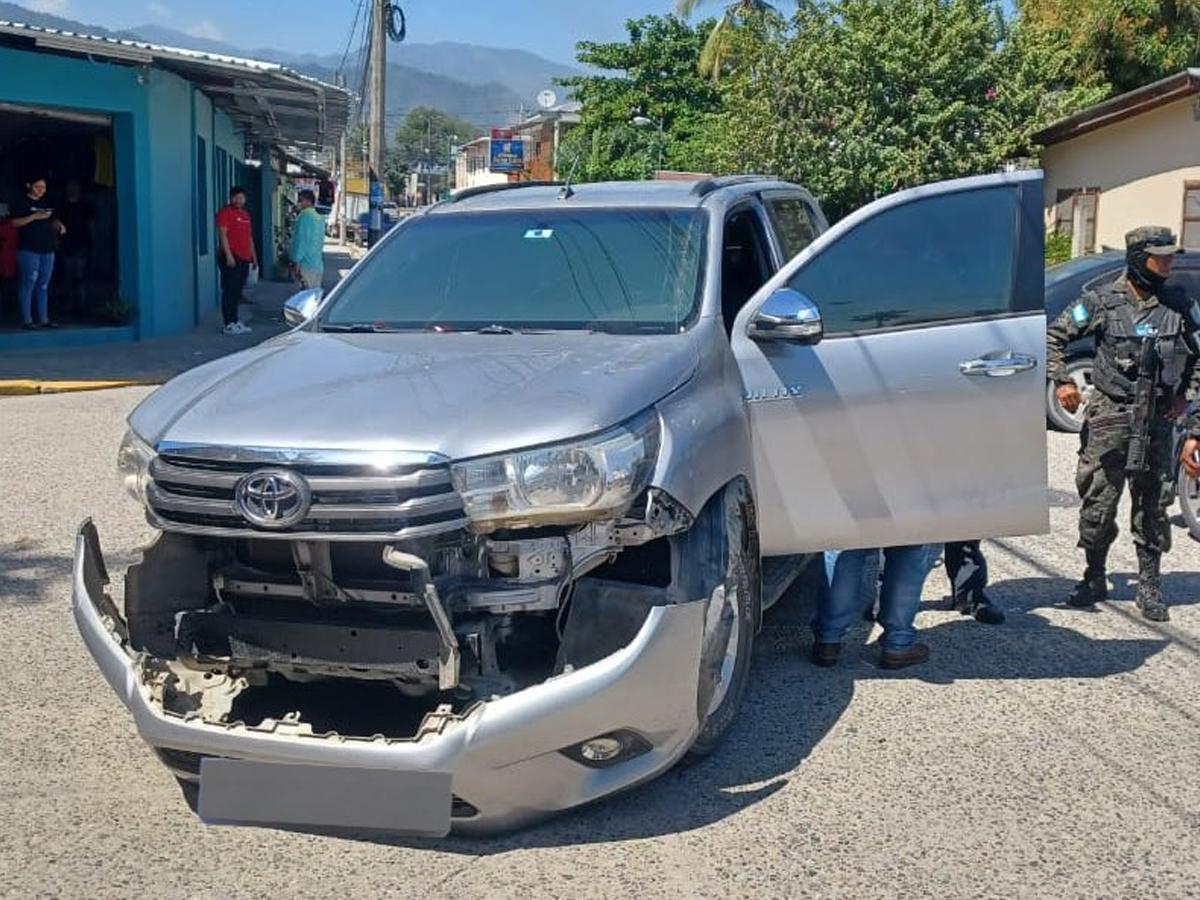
[1126, 337, 1161, 474]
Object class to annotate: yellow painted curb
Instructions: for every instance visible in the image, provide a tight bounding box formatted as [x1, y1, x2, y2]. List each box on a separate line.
[0, 379, 160, 396]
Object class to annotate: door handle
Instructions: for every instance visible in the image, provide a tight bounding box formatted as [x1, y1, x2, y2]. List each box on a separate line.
[959, 352, 1037, 377]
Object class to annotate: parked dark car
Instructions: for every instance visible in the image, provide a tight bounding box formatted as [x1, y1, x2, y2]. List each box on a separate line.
[1044, 250, 1200, 431]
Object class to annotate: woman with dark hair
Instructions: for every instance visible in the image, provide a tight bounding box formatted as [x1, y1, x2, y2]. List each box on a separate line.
[10, 176, 65, 329]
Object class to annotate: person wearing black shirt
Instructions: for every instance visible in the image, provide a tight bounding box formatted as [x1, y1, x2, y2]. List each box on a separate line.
[11, 176, 65, 328]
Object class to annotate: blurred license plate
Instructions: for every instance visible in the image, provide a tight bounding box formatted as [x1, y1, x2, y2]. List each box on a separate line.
[198, 758, 452, 835]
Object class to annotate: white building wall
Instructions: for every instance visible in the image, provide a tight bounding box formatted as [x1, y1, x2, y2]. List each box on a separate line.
[1041, 95, 1200, 252]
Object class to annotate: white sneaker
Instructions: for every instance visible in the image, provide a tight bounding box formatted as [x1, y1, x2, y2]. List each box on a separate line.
[223, 323, 240, 335]
[236, 322, 253, 334]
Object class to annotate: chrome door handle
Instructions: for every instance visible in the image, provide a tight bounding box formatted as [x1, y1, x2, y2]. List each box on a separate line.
[959, 353, 1037, 377]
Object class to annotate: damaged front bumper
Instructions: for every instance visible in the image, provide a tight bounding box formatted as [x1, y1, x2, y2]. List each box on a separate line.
[71, 522, 707, 835]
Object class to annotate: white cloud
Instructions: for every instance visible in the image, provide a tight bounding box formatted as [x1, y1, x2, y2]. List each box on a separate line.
[184, 19, 224, 41]
[146, 1, 169, 17]
[27, 0, 71, 14]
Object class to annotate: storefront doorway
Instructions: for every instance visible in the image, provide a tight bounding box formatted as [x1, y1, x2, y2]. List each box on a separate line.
[0, 102, 121, 331]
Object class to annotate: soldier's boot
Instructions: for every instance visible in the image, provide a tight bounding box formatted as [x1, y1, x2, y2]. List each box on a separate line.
[1067, 550, 1108, 608]
[1134, 548, 1169, 622]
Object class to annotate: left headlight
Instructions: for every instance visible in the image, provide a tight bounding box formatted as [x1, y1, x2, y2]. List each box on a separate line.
[450, 410, 661, 529]
[116, 429, 155, 504]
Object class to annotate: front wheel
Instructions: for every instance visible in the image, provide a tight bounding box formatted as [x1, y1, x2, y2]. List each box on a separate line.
[687, 481, 760, 758]
[1178, 465, 1200, 541]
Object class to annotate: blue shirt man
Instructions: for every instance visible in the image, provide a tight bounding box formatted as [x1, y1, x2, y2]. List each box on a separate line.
[289, 189, 326, 290]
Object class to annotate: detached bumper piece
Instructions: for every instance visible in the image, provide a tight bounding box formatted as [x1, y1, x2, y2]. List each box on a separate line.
[71, 520, 707, 835]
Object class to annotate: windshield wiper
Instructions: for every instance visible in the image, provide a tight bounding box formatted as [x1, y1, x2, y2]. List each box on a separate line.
[475, 324, 517, 335]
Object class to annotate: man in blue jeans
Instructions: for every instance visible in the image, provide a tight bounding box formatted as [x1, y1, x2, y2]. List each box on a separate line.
[812, 544, 936, 670]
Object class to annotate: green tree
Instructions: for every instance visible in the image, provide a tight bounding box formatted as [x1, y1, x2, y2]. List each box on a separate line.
[558, 15, 727, 181]
[722, 0, 1043, 220]
[1019, 0, 1200, 94]
[386, 107, 481, 194]
[675, 0, 784, 81]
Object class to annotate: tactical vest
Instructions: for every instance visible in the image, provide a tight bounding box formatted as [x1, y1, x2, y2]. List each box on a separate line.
[1091, 285, 1189, 402]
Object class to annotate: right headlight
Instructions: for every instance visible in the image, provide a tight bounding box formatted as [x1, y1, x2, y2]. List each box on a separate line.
[116, 429, 155, 504]
[450, 410, 661, 530]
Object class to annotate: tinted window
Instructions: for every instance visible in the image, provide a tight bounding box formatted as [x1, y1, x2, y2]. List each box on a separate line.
[788, 187, 1017, 335]
[764, 196, 818, 261]
[324, 208, 706, 333]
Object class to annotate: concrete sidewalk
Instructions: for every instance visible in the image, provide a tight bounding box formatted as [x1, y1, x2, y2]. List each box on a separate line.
[0, 242, 359, 393]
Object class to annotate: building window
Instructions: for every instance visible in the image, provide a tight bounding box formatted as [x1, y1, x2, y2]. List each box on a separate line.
[1054, 187, 1100, 254]
[1183, 183, 1200, 249]
[196, 136, 208, 255]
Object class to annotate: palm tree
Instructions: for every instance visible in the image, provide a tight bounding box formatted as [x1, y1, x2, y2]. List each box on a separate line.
[675, 0, 782, 81]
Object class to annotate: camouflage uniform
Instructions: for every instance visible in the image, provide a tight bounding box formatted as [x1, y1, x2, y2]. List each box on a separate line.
[1047, 227, 1200, 620]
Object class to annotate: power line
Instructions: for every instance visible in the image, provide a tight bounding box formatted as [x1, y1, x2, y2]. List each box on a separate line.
[336, 0, 366, 78]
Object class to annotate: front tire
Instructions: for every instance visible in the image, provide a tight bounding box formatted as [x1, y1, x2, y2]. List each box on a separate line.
[687, 481, 760, 758]
[1047, 357, 1094, 433]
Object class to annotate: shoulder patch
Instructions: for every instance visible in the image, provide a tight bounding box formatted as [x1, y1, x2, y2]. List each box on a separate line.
[1072, 302, 1089, 324]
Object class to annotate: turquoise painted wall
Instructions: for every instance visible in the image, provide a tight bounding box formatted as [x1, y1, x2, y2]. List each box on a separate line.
[0, 45, 151, 336]
[0, 45, 263, 347]
[144, 68, 195, 336]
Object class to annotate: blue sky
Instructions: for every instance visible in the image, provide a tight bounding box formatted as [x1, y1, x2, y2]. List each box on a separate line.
[26, 0, 701, 65]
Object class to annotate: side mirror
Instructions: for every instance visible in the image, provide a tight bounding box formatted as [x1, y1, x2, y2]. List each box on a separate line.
[282, 288, 322, 326]
[748, 288, 823, 344]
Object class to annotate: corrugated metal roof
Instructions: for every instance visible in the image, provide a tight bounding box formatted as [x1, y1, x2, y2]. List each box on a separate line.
[0, 20, 352, 149]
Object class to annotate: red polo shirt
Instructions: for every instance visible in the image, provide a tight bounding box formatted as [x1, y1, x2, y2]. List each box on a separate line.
[216, 204, 255, 262]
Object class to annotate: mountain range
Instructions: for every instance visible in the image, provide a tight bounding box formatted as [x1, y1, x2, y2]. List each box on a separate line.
[0, 2, 580, 128]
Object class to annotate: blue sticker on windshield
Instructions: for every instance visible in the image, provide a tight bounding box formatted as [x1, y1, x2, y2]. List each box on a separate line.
[1072, 303, 1089, 324]
[524, 228, 554, 239]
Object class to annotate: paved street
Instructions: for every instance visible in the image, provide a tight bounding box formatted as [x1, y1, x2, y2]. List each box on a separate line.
[1, 389, 1198, 899]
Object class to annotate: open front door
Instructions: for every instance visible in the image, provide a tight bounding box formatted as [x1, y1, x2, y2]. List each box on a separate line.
[731, 171, 1048, 555]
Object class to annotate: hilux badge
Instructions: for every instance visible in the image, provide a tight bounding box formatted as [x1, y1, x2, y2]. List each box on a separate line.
[235, 469, 312, 529]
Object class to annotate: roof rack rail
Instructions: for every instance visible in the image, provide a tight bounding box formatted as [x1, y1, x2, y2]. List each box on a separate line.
[689, 175, 778, 197]
[446, 181, 564, 204]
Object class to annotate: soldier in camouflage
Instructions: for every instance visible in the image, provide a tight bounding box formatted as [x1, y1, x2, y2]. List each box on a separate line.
[1047, 226, 1200, 622]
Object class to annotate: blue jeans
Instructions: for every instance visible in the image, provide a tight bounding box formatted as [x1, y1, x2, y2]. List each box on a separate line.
[18, 250, 54, 325]
[815, 544, 936, 651]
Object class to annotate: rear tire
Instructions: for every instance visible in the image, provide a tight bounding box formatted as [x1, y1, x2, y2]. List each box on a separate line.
[687, 481, 760, 758]
[1047, 357, 1094, 433]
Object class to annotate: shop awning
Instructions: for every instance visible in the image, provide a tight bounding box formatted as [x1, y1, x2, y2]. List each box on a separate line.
[0, 20, 352, 149]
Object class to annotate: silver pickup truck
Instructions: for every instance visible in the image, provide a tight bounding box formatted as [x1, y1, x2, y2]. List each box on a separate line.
[73, 172, 1049, 835]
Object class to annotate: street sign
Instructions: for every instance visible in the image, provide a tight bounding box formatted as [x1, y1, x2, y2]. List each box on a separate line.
[489, 128, 525, 173]
[369, 181, 384, 203]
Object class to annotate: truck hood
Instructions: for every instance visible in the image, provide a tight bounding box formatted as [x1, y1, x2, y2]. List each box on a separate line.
[129, 331, 701, 460]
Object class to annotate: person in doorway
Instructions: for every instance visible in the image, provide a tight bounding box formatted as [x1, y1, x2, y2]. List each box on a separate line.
[10, 176, 65, 329]
[943, 541, 1005, 624]
[1048, 226, 1200, 622]
[813, 544, 937, 670]
[289, 189, 326, 291]
[57, 179, 94, 315]
[215, 185, 257, 335]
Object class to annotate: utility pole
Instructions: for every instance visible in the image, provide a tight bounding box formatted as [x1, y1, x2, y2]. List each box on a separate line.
[337, 128, 347, 243]
[367, 0, 387, 247]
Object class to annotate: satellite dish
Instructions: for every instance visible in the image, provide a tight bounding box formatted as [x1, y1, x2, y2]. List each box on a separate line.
[536, 90, 557, 110]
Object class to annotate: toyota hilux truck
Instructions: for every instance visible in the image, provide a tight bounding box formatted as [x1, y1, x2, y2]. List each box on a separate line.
[73, 172, 1049, 835]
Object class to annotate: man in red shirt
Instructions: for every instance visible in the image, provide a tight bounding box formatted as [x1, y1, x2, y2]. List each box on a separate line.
[215, 186, 258, 335]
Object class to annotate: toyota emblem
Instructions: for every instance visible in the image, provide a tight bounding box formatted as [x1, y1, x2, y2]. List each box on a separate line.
[235, 468, 312, 529]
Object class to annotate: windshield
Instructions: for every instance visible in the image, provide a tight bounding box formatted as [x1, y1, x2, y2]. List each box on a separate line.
[321, 207, 707, 333]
